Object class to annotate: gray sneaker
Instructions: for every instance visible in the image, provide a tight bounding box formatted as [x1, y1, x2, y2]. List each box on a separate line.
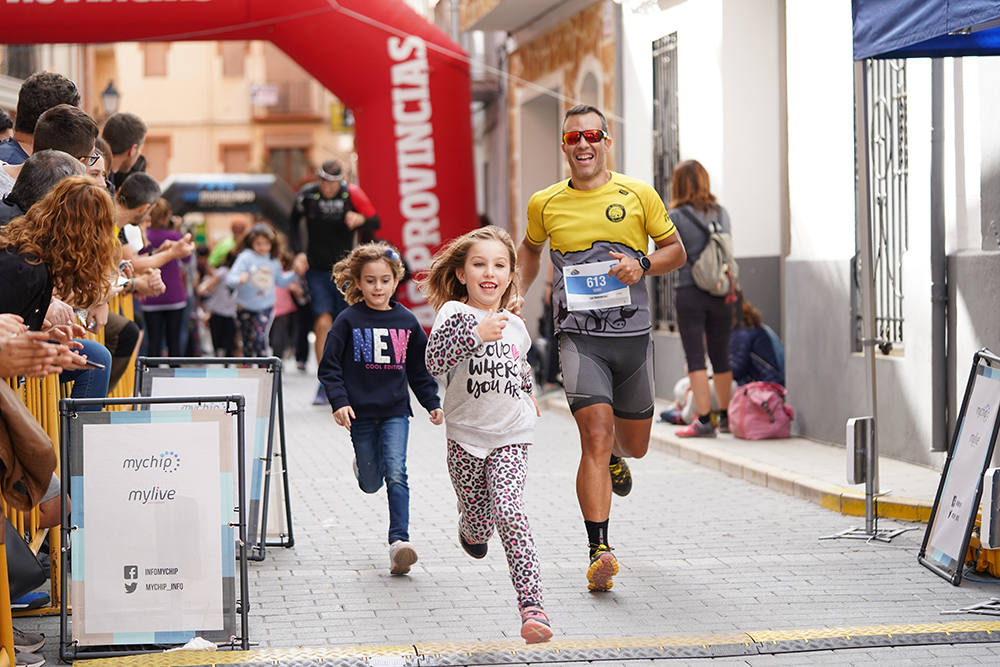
[676, 419, 717, 438]
[15, 649, 44, 667]
[13, 627, 44, 653]
[718, 413, 730, 434]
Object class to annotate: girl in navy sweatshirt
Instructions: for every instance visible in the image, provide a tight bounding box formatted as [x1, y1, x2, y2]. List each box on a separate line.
[317, 242, 442, 576]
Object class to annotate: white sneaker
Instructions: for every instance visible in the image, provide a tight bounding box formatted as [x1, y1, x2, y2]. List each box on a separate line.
[389, 540, 418, 575]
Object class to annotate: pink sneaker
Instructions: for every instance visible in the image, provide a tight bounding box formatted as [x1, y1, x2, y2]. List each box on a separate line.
[675, 420, 717, 438]
[519, 604, 552, 644]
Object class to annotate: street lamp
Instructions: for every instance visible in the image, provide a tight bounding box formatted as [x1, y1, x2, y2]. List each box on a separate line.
[101, 80, 120, 116]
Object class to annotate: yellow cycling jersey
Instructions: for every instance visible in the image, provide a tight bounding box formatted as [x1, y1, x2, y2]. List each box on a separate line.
[525, 172, 675, 337]
[525, 172, 675, 253]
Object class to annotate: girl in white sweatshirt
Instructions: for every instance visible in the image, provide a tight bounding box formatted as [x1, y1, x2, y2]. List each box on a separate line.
[421, 226, 550, 644]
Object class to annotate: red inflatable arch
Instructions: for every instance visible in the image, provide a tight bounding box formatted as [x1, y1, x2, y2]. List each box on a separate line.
[3, 0, 476, 324]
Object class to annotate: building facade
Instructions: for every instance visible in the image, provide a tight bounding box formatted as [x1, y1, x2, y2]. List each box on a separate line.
[454, 0, 1000, 469]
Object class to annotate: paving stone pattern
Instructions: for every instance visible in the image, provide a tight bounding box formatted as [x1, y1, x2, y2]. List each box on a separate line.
[18, 364, 1000, 665]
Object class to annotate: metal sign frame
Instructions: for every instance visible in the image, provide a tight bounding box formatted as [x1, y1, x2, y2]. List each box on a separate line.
[919, 348, 1000, 585]
[133, 357, 295, 560]
[58, 395, 250, 661]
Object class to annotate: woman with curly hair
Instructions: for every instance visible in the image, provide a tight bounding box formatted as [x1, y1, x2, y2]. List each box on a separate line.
[0, 175, 118, 405]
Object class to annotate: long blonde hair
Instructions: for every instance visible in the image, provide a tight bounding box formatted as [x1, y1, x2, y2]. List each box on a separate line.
[0, 175, 116, 308]
[332, 242, 405, 305]
[419, 226, 519, 311]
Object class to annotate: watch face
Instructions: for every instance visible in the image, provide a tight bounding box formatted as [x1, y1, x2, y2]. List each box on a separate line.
[639, 256, 651, 272]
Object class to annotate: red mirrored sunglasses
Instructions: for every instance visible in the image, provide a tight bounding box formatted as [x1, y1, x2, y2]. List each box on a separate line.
[562, 129, 609, 145]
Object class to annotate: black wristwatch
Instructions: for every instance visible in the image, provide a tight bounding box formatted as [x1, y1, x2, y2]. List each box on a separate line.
[638, 255, 651, 273]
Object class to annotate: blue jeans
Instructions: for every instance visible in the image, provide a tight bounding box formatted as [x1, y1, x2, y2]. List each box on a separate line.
[60, 338, 111, 411]
[350, 416, 410, 543]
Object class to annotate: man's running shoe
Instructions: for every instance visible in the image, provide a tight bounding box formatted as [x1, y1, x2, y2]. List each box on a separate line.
[609, 457, 632, 497]
[586, 544, 619, 592]
[718, 412, 730, 434]
[519, 603, 552, 644]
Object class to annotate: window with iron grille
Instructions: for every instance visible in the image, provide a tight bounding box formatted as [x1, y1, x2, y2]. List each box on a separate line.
[652, 32, 680, 331]
[854, 58, 908, 354]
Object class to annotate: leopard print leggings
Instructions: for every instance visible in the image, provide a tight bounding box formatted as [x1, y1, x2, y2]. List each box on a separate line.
[447, 440, 543, 608]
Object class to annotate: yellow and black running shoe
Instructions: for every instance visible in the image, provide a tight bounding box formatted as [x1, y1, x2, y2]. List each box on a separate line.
[609, 457, 632, 497]
[587, 543, 619, 592]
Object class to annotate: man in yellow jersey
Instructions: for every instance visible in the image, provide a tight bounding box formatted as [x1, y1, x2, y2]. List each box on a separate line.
[517, 105, 686, 592]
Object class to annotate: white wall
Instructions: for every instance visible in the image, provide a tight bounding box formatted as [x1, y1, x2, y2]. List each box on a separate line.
[784, 0, 854, 263]
[621, 0, 783, 258]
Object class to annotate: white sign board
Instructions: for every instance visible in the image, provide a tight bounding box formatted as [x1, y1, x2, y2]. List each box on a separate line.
[69, 409, 235, 645]
[142, 368, 274, 548]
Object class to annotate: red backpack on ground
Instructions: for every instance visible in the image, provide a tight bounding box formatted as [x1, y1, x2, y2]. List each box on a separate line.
[729, 381, 794, 440]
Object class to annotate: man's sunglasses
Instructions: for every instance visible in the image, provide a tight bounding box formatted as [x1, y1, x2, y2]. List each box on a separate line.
[562, 129, 609, 145]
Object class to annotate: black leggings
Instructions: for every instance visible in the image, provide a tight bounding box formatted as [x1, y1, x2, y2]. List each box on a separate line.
[144, 307, 185, 357]
[675, 285, 733, 373]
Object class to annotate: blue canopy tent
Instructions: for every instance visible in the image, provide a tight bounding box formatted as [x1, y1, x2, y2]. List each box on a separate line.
[849, 1, 1000, 539]
[853, 0, 1000, 59]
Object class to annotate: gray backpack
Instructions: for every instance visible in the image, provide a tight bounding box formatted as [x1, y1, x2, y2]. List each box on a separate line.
[681, 208, 740, 300]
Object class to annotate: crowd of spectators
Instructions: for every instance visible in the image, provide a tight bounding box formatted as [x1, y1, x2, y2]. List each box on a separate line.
[0, 70, 325, 667]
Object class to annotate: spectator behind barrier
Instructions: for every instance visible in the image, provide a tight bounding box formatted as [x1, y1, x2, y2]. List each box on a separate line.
[0, 175, 116, 417]
[0, 104, 98, 198]
[0, 108, 12, 142]
[102, 111, 147, 189]
[0, 71, 81, 165]
[0, 149, 85, 226]
[89, 136, 114, 192]
[115, 173, 192, 293]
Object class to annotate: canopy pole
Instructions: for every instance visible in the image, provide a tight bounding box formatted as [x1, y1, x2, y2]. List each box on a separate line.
[930, 58, 949, 451]
[853, 59, 880, 529]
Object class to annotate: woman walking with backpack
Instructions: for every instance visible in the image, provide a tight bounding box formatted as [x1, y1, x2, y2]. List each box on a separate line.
[668, 160, 736, 437]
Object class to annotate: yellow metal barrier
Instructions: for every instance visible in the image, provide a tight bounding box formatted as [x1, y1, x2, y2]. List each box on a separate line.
[5, 374, 62, 619]
[0, 536, 14, 667]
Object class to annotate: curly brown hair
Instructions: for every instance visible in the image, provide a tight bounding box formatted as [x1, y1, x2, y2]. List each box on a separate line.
[419, 226, 519, 311]
[332, 242, 405, 306]
[0, 175, 117, 309]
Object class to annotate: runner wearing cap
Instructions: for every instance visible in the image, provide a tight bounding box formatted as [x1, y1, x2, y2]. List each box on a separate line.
[289, 159, 380, 404]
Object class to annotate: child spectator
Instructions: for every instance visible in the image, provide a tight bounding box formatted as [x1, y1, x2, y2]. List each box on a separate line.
[197, 250, 239, 357]
[226, 223, 297, 357]
[269, 248, 302, 361]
